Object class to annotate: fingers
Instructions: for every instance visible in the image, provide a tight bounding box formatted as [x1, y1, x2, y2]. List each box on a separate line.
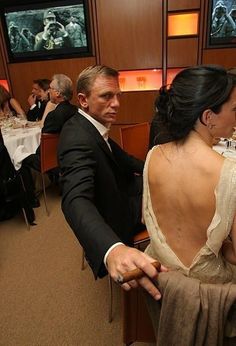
[138, 276, 161, 300]
[107, 245, 163, 299]
[120, 280, 138, 291]
[119, 276, 161, 300]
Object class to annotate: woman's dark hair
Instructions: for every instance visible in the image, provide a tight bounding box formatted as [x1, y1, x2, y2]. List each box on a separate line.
[153, 65, 236, 143]
[0, 85, 11, 110]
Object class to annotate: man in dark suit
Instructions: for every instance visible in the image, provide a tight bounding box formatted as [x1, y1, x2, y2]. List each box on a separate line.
[58, 65, 164, 300]
[27, 79, 51, 121]
[23, 73, 77, 172]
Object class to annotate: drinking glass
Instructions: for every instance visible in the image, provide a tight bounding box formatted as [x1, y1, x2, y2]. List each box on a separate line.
[21, 119, 28, 133]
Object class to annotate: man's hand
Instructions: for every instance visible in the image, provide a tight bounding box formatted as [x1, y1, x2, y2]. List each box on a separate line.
[28, 94, 36, 106]
[106, 244, 167, 300]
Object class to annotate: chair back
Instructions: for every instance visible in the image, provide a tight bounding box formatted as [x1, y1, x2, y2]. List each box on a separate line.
[120, 122, 150, 160]
[40, 133, 60, 173]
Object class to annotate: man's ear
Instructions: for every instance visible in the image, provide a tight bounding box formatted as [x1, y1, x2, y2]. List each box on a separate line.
[77, 93, 88, 108]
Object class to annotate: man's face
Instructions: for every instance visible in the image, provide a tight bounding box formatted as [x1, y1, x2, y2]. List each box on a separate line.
[79, 75, 121, 127]
[39, 88, 49, 101]
[32, 83, 41, 97]
[49, 80, 59, 104]
[44, 16, 56, 26]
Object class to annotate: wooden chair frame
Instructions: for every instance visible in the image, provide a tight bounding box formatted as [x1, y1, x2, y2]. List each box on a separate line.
[40, 133, 60, 216]
[119, 122, 150, 160]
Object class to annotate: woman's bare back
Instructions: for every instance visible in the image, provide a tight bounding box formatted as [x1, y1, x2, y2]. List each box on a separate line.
[148, 139, 225, 267]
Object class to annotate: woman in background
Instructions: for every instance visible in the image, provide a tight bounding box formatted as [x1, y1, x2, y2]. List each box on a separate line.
[0, 84, 25, 119]
[143, 65, 236, 284]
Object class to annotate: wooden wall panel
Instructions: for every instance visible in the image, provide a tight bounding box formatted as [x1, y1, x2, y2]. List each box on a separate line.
[168, 38, 199, 67]
[0, 48, 6, 79]
[118, 91, 156, 124]
[8, 57, 96, 110]
[168, 0, 200, 11]
[202, 49, 236, 68]
[96, 0, 162, 70]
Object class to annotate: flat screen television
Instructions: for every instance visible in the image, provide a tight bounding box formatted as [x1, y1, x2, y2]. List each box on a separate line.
[1, 0, 92, 62]
[207, 0, 236, 48]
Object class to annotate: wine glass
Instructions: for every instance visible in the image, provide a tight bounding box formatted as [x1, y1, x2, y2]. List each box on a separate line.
[21, 119, 28, 133]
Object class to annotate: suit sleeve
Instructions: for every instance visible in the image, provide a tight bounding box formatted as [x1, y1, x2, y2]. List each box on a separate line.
[58, 128, 121, 278]
[27, 106, 40, 121]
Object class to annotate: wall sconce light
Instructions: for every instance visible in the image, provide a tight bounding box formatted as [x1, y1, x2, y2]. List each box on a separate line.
[0, 79, 10, 91]
[168, 12, 199, 37]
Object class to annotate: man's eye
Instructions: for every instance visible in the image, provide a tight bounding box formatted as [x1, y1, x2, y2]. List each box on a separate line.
[102, 94, 112, 100]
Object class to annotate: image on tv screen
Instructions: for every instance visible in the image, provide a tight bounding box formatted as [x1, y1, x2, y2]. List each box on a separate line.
[2, 0, 91, 62]
[208, 0, 236, 47]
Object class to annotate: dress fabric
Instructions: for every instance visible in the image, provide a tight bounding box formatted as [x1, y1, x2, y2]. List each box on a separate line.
[143, 146, 236, 284]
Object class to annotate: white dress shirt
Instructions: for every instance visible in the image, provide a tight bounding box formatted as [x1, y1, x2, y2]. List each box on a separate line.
[78, 108, 123, 267]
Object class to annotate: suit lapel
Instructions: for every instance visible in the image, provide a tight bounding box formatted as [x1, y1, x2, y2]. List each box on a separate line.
[77, 115, 119, 167]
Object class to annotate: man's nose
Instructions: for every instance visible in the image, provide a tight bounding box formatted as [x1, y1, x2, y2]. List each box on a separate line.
[111, 95, 120, 108]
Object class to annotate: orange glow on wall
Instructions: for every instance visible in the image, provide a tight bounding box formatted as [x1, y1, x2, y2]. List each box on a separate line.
[119, 69, 162, 92]
[168, 13, 199, 37]
[167, 68, 184, 85]
[0, 79, 9, 91]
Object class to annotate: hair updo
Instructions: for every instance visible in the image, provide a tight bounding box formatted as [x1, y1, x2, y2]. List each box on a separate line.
[154, 65, 236, 143]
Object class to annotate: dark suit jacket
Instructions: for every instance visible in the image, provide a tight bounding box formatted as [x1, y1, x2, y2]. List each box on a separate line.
[23, 100, 77, 171]
[27, 99, 47, 121]
[58, 114, 144, 278]
[42, 101, 77, 134]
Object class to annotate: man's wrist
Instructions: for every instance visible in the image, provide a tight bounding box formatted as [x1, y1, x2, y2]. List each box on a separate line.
[104, 242, 124, 268]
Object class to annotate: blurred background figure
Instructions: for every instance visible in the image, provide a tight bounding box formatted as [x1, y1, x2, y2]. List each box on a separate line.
[27, 78, 51, 121]
[21, 28, 35, 51]
[66, 16, 84, 47]
[0, 84, 25, 119]
[34, 10, 71, 50]
[211, 1, 235, 37]
[8, 21, 30, 53]
[23, 73, 76, 173]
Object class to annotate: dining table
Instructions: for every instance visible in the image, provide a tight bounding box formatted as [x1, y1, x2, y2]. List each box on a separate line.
[213, 138, 236, 159]
[1, 120, 41, 170]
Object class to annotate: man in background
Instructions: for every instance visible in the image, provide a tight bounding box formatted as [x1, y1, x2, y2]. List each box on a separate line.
[58, 65, 164, 300]
[23, 74, 76, 172]
[35, 10, 71, 50]
[65, 16, 84, 47]
[27, 79, 51, 121]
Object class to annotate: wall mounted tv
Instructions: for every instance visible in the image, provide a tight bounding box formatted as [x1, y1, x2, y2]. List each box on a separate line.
[1, 0, 92, 62]
[207, 0, 236, 48]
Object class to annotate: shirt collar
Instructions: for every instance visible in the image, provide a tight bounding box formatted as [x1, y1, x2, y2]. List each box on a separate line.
[78, 108, 110, 140]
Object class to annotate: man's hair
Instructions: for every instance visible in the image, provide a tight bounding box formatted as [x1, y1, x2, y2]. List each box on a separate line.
[33, 78, 51, 91]
[76, 65, 119, 95]
[52, 74, 73, 101]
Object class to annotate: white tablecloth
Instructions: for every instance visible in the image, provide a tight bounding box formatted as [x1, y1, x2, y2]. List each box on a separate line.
[2, 126, 41, 170]
[213, 140, 236, 159]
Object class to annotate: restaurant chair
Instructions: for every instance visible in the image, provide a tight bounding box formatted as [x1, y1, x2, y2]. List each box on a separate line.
[108, 229, 150, 323]
[40, 133, 60, 216]
[119, 122, 150, 160]
[122, 264, 157, 345]
[81, 230, 150, 323]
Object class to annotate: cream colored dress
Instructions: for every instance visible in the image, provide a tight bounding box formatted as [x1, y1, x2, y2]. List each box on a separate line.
[143, 146, 236, 284]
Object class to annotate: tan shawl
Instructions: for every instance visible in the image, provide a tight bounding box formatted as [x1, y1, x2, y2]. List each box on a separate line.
[144, 271, 236, 346]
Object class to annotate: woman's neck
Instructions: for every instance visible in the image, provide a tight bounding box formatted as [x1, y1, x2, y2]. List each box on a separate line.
[188, 130, 213, 148]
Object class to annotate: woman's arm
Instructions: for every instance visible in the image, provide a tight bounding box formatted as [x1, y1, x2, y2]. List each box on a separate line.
[222, 214, 236, 265]
[10, 98, 26, 118]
